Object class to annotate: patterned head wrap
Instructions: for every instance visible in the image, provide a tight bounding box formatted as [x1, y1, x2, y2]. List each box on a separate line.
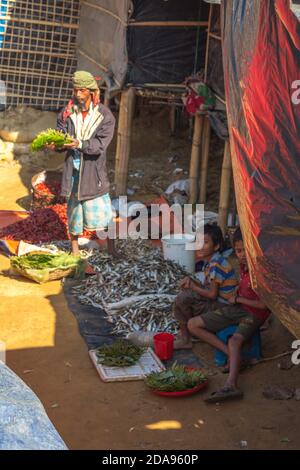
[72, 71, 99, 91]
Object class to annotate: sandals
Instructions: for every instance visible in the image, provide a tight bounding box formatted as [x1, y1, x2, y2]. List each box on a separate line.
[204, 386, 244, 403]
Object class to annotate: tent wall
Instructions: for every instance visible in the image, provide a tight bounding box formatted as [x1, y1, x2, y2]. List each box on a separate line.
[221, 0, 300, 337]
[77, 0, 131, 90]
[127, 0, 209, 85]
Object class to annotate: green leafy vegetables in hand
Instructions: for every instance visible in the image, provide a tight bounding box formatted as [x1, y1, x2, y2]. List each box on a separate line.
[145, 363, 207, 392]
[31, 128, 73, 152]
[96, 340, 146, 367]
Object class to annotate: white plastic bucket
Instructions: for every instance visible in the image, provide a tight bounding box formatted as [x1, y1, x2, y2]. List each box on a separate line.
[161, 233, 196, 273]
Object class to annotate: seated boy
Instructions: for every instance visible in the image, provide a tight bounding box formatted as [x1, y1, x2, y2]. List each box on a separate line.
[173, 224, 238, 349]
[188, 227, 271, 402]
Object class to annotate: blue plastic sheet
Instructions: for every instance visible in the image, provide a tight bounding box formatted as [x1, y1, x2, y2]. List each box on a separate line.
[0, 362, 67, 450]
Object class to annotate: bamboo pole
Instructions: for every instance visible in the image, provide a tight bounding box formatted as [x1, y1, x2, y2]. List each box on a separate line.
[209, 32, 222, 41]
[170, 104, 176, 136]
[0, 15, 79, 29]
[128, 21, 209, 27]
[115, 88, 136, 196]
[189, 114, 204, 204]
[218, 140, 232, 234]
[104, 90, 110, 108]
[204, 5, 213, 83]
[199, 116, 211, 204]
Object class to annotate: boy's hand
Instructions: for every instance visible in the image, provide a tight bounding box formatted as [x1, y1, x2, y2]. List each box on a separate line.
[228, 288, 239, 304]
[189, 279, 198, 292]
[228, 295, 236, 305]
[180, 276, 191, 289]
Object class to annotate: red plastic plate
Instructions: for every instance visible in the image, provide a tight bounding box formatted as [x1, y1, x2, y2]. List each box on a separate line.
[151, 379, 208, 397]
[149, 367, 208, 397]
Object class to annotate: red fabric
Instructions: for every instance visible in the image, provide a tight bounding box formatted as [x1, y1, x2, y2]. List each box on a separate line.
[221, 0, 300, 336]
[81, 110, 88, 121]
[238, 265, 271, 322]
[185, 91, 205, 115]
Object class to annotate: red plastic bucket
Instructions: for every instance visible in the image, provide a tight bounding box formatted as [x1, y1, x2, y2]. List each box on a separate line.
[154, 333, 174, 361]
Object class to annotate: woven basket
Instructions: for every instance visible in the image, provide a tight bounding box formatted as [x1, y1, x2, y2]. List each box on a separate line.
[31, 170, 63, 209]
[48, 267, 76, 281]
[10, 265, 76, 283]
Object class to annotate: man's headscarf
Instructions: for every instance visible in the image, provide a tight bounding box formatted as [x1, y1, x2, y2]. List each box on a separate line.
[72, 71, 99, 91]
[62, 71, 100, 122]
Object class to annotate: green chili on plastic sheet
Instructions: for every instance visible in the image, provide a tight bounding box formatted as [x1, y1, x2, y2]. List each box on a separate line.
[96, 340, 146, 367]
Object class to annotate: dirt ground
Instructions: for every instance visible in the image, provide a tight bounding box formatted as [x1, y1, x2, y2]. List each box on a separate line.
[0, 110, 299, 450]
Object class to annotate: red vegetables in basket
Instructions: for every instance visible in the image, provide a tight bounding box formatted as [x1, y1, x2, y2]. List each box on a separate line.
[0, 204, 97, 243]
[35, 181, 61, 196]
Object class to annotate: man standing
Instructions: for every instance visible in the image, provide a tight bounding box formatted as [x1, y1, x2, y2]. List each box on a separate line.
[52, 71, 116, 256]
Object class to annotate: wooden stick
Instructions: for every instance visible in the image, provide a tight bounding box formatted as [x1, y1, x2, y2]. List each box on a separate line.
[218, 140, 232, 234]
[204, 5, 213, 83]
[209, 32, 222, 41]
[0, 66, 73, 81]
[0, 15, 79, 29]
[115, 88, 136, 196]
[189, 114, 204, 204]
[128, 21, 209, 27]
[199, 116, 211, 204]
[256, 351, 291, 364]
[0, 47, 74, 58]
[170, 104, 176, 136]
[142, 83, 186, 89]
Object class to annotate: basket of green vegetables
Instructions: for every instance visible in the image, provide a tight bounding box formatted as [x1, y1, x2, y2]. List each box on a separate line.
[10, 253, 85, 283]
[95, 340, 146, 367]
[31, 129, 73, 152]
[144, 363, 208, 397]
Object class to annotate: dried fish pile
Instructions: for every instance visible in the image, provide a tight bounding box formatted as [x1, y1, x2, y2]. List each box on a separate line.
[72, 239, 188, 336]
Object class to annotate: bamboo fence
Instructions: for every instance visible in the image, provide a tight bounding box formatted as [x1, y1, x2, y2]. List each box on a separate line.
[0, 0, 80, 109]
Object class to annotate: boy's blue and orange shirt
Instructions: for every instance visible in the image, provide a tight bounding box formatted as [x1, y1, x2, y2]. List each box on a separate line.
[196, 252, 238, 303]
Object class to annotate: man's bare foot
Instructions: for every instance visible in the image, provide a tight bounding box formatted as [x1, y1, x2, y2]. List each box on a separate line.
[107, 239, 119, 258]
[173, 337, 193, 350]
[85, 262, 96, 275]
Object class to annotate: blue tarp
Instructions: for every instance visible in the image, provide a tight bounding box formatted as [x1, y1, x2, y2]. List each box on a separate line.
[0, 362, 67, 450]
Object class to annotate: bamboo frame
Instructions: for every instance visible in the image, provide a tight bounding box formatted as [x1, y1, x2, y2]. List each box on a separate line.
[0, 16, 79, 29]
[189, 114, 204, 204]
[169, 105, 177, 136]
[218, 141, 232, 234]
[0, 66, 73, 81]
[199, 116, 211, 204]
[115, 88, 136, 196]
[0, 48, 75, 58]
[128, 21, 209, 27]
[0, 0, 80, 109]
[209, 32, 222, 41]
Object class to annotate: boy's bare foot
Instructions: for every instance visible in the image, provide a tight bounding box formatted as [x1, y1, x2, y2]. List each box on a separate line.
[173, 337, 193, 350]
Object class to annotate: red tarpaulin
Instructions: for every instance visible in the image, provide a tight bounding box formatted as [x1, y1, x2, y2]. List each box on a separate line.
[221, 0, 300, 337]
